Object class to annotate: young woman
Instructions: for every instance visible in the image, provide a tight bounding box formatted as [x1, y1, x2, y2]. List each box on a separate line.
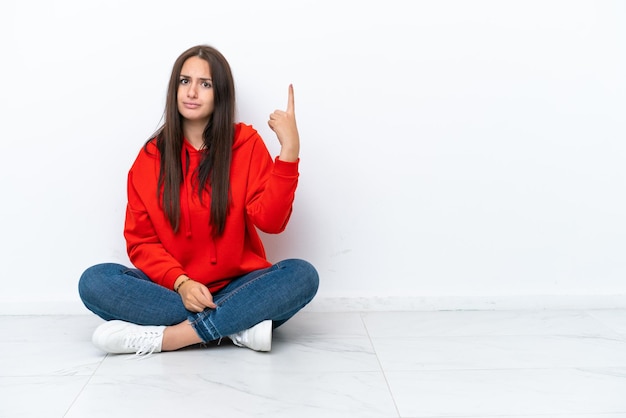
[78, 45, 319, 356]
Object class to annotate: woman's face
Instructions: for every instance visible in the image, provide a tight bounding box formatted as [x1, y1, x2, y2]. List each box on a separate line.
[177, 56, 215, 124]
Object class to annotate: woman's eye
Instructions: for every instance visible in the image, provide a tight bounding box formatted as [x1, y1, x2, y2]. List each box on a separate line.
[202, 81, 212, 88]
[180, 78, 189, 85]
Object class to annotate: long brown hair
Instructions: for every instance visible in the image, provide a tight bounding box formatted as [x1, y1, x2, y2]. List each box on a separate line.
[150, 45, 235, 236]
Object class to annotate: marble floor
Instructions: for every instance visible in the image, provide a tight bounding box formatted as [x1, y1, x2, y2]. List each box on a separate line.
[1, 309, 626, 418]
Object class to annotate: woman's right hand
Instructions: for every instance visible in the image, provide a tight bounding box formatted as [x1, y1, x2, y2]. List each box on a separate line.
[176, 276, 217, 312]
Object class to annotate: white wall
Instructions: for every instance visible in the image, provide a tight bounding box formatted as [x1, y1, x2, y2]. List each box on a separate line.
[1, 0, 625, 314]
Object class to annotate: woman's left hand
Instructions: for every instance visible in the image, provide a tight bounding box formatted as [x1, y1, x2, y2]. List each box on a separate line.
[268, 84, 300, 162]
[177, 278, 217, 312]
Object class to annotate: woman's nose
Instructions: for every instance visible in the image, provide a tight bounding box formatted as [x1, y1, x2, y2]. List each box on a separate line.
[187, 82, 198, 98]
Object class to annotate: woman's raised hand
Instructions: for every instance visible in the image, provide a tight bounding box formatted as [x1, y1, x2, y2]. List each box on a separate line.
[268, 84, 300, 162]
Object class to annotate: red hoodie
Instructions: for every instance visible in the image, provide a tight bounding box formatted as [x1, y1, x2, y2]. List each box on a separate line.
[124, 123, 299, 292]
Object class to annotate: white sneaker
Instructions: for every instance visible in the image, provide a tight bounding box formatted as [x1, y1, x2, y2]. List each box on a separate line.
[228, 320, 272, 352]
[92, 320, 166, 357]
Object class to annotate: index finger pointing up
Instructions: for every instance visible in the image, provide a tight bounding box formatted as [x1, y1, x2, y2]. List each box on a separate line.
[287, 84, 295, 113]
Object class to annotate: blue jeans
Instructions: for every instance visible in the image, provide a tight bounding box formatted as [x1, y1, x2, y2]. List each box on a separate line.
[78, 259, 319, 343]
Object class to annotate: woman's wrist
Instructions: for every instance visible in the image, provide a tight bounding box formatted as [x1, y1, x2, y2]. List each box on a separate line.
[278, 144, 299, 162]
[174, 276, 191, 293]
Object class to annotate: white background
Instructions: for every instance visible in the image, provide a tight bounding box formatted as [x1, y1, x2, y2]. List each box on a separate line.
[1, 0, 625, 313]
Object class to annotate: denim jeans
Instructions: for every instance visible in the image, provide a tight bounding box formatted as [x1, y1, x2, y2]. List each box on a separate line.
[78, 259, 319, 343]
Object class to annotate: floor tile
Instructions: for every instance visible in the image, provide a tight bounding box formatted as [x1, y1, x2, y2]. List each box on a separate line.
[0, 315, 101, 343]
[385, 368, 626, 417]
[362, 310, 622, 338]
[0, 376, 91, 418]
[65, 372, 399, 418]
[274, 311, 369, 339]
[0, 341, 104, 376]
[587, 309, 626, 337]
[371, 334, 626, 371]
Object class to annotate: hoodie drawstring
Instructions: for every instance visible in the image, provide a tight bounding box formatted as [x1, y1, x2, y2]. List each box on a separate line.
[181, 146, 217, 264]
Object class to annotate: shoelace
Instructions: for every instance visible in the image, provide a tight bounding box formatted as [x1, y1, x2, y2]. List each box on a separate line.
[123, 331, 162, 359]
[229, 329, 247, 347]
